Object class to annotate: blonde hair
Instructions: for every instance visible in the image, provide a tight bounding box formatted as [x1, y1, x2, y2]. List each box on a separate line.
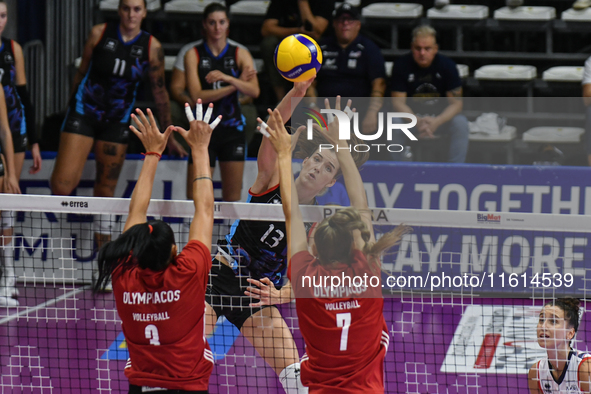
[412, 25, 437, 44]
[314, 207, 412, 273]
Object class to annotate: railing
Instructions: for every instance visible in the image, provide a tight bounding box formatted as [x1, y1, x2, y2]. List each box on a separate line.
[44, 0, 96, 117]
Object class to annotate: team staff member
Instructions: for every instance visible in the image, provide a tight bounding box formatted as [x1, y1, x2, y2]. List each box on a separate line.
[0, 0, 40, 304]
[263, 100, 410, 393]
[184, 2, 259, 202]
[309, 4, 386, 136]
[528, 298, 591, 394]
[94, 103, 220, 393]
[50, 0, 185, 248]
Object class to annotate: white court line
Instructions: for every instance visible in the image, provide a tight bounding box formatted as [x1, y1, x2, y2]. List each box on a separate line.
[0, 286, 89, 325]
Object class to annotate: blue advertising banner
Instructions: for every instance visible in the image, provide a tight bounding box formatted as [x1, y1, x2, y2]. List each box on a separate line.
[345, 162, 591, 295]
[359, 161, 591, 214]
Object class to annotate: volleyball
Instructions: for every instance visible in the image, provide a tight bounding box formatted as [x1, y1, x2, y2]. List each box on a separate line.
[274, 34, 323, 82]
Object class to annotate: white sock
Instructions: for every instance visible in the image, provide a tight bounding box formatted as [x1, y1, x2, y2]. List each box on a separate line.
[1, 211, 14, 229]
[1, 240, 15, 287]
[279, 363, 308, 394]
[93, 214, 114, 235]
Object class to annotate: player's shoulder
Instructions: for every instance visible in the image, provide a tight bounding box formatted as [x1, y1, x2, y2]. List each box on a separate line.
[227, 38, 249, 52]
[394, 53, 413, 69]
[91, 23, 108, 37]
[178, 240, 209, 259]
[356, 34, 380, 51]
[9, 39, 22, 53]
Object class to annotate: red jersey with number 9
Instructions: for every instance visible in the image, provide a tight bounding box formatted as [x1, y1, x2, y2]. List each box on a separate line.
[288, 250, 389, 394]
[112, 240, 214, 391]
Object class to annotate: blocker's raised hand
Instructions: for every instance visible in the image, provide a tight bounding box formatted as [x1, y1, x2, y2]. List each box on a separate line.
[184, 98, 222, 129]
[257, 108, 291, 158]
[177, 99, 221, 150]
[130, 108, 173, 155]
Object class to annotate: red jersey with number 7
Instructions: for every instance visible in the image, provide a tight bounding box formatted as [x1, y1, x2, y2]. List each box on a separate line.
[112, 240, 214, 391]
[288, 250, 389, 394]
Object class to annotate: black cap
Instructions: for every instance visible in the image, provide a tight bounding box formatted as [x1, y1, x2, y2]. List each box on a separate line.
[334, 3, 360, 20]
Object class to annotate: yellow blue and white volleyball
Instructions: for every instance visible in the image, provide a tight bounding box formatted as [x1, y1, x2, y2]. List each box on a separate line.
[274, 34, 323, 82]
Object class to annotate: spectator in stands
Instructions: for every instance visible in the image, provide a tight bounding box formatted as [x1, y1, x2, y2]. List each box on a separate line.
[308, 4, 386, 136]
[182, 3, 259, 202]
[390, 25, 469, 163]
[261, 0, 335, 102]
[581, 56, 591, 165]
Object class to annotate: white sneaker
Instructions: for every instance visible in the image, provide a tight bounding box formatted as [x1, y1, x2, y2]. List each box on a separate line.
[506, 0, 523, 8]
[574, 0, 591, 10]
[0, 296, 18, 307]
[435, 0, 449, 9]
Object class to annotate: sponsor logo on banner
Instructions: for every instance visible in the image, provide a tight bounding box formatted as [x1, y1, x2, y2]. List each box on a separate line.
[477, 213, 501, 224]
[441, 305, 558, 374]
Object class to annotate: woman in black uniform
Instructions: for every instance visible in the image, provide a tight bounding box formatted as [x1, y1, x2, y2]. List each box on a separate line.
[183, 2, 260, 202]
[0, 0, 41, 305]
[50, 0, 185, 259]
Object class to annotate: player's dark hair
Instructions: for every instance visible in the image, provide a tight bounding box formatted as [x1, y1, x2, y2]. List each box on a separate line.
[203, 2, 228, 21]
[119, 0, 147, 9]
[93, 220, 175, 293]
[314, 207, 411, 272]
[545, 298, 581, 333]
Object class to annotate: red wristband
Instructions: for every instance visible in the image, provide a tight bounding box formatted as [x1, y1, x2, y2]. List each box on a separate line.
[142, 152, 162, 160]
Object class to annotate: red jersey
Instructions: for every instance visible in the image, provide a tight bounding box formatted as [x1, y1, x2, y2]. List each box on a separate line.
[288, 250, 389, 394]
[112, 240, 214, 391]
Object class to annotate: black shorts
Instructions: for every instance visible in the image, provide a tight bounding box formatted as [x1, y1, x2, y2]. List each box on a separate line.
[188, 126, 245, 167]
[0, 157, 4, 177]
[61, 108, 131, 144]
[129, 385, 207, 394]
[11, 130, 28, 153]
[205, 259, 275, 330]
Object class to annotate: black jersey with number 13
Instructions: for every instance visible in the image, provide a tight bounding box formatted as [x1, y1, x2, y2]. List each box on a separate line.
[224, 185, 286, 285]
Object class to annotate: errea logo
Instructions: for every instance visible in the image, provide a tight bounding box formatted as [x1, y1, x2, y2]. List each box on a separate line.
[61, 201, 89, 208]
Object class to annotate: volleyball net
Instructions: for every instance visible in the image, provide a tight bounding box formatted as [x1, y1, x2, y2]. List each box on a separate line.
[0, 193, 589, 393]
